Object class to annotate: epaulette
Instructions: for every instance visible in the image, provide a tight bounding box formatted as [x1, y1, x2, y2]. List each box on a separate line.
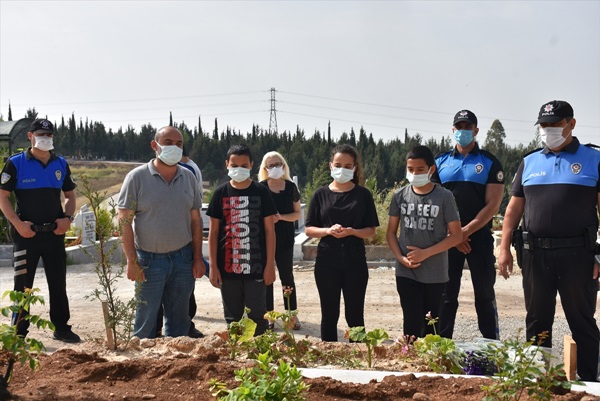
[584, 143, 600, 151]
[523, 147, 544, 157]
[434, 150, 450, 159]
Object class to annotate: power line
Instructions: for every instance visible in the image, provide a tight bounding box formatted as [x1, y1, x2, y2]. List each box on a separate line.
[280, 90, 600, 129]
[53, 100, 267, 115]
[280, 99, 450, 127]
[7, 90, 266, 107]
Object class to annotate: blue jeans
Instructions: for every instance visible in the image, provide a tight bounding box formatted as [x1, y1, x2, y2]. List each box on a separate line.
[134, 243, 194, 338]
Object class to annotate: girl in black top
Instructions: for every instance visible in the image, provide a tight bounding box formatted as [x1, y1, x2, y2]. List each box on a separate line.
[259, 151, 302, 330]
[305, 144, 379, 341]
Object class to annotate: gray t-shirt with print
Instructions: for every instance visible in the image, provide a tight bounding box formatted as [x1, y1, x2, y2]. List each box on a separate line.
[118, 160, 202, 254]
[389, 184, 460, 284]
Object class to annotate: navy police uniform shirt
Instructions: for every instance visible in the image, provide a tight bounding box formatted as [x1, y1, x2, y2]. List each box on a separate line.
[510, 137, 600, 238]
[0, 149, 76, 224]
[433, 142, 504, 229]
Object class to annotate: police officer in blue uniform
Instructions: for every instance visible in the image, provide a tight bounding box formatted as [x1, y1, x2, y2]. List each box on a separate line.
[0, 119, 81, 343]
[498, 100, 600, 381]
[433, 110, 504, 340]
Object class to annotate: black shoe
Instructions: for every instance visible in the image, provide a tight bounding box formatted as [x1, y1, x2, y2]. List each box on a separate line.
[53, 329, 81, 343]
[188, 327, 204, 339]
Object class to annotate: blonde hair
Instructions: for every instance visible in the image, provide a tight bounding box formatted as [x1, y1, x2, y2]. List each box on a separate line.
[258, 151, 292, 181]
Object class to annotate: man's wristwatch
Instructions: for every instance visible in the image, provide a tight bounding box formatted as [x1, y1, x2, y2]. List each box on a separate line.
[65, 215, 75, 222]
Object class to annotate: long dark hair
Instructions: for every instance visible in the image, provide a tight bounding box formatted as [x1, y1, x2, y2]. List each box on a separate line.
[330, 144, 362, 185]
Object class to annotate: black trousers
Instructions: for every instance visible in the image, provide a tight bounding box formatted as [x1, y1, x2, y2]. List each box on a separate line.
[522, 246, 599, 381]
[266, 246, 297, 311]
[11, 230, 71, 335]
[396, 276, 445, 339]
[440, 230, 499, 339]
[314, 258, 369, 342]
[220, 278, 268, 335]
[156, 289, 196, 335]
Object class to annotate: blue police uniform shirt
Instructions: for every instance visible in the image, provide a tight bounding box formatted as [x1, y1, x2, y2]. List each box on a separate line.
[433, 142, 504, 229]
[510, 137, 600, 238]
[0, 149, 76, 224]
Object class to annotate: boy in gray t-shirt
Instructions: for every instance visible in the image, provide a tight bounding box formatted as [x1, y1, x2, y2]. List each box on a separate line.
[386, 145, 462, 338]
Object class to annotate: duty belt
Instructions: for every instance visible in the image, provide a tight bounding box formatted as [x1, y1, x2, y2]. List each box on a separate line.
[531, 236, 585, 249]
[30, 223, 58, 232]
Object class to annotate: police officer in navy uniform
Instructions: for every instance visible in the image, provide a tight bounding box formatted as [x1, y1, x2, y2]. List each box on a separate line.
[433, 110, 504, 340]
[499, 100, 600, 381]
[0, 119, 81, 343]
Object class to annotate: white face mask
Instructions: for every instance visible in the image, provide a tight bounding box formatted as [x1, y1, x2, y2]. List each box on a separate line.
[156, 143, 183, 166]
[406, 168, 432, 188]
[331, 167, 355, 184]
[267, 165, 285, 179]
[228, 167, 251, 182]
[540, 126, 567, 150]
[33, 136, 54, 151]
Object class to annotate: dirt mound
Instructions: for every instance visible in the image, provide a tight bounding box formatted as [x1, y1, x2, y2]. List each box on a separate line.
[3, 336, 593, 401]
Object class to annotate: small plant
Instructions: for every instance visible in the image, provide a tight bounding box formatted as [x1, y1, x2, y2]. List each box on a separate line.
[413, 312, 464, 374]
[78, 176, 139, 350]
[392, 334, 418, 359]
[227, 308, 257, 359]
[209, 352, 309, 401]
[346, 326, 389, 368]
[246, 330, 281, 361]
[264, 287, 308, 365]
[0, 288, 54, 398]
[481, 331, 575, 401]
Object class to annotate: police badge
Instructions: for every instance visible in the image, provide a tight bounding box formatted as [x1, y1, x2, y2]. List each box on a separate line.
[571, 163, 582, 175]
[55, 170, 62, 181]
[475, 163, 484, 174]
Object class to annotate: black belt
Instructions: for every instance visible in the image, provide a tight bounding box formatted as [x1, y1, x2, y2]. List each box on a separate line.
[532, 236, 585, 249]
[30, 223, 58, 232]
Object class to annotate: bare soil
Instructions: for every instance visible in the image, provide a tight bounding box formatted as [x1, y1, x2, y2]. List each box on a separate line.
[3, 338, 593, 401]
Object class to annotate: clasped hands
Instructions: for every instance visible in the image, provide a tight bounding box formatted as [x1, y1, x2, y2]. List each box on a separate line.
[327, 224, 353, 238]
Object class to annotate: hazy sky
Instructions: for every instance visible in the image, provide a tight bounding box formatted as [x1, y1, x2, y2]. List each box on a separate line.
[1, 1, 599, 147]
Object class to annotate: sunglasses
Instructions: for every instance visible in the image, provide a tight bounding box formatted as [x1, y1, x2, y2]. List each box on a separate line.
[266, 162, 283, 170]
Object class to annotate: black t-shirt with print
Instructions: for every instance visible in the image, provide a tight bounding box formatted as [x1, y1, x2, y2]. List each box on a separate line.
[260, 180, 301, 250]
[305, 184, 379, 264]
[206, 181, 277, 280]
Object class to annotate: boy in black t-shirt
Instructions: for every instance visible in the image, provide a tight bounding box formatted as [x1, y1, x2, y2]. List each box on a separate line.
[206, 144, 277, 335]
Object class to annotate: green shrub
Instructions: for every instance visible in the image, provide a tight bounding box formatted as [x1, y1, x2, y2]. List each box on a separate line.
[365, 181, 400, 246]
[481, 331, 575, 401]
[210, 352, 309, 401]
[1, 288, 54, 397]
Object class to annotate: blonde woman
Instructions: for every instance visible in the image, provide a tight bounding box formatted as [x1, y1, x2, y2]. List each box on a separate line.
[258, 151, 302, 330]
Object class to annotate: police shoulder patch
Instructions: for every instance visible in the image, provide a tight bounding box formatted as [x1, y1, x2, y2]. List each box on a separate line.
[1, 173, 10, 185]
[496, 171, 504, 181]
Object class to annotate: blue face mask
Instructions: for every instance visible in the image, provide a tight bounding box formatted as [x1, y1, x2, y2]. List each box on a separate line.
[454, 129, 474, 147]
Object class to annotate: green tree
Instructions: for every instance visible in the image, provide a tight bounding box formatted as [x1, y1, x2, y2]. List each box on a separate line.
[483, 119, 507, 160]
[24, 108, 38, 120]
